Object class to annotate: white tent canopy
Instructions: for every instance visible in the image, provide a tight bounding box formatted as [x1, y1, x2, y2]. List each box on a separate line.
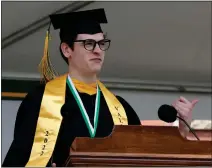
[2, 1, 211, 92]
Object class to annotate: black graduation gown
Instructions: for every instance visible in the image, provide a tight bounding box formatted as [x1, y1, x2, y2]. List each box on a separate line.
[2, 84, 141, 167]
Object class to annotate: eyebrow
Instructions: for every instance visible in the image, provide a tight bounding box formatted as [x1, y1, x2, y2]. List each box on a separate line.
[76, 38, 106, 41]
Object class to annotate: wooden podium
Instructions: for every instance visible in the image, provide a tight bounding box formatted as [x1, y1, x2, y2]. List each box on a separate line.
[65, 126, 212, 166]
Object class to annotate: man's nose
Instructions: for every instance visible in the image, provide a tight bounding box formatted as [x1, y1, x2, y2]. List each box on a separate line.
[93, 43, 102, 53]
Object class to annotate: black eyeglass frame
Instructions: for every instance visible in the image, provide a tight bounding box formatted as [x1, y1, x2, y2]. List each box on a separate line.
[74, 39, 111, 51]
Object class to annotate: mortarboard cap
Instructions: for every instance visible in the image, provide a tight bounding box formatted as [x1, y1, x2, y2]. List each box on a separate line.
[50, 8, 107, 31]
[50, 8, 107, 44]
[39, 8, 108, 83]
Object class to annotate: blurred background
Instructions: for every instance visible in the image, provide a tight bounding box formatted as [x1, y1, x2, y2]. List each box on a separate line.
[1, 1, 211, 162]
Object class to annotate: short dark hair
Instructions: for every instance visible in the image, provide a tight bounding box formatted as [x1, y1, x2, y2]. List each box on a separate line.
[59, 30, 78, 64]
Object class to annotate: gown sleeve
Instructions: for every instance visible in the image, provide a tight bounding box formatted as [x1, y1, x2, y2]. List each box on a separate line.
[116, 96, 141, 125]
[2, 85, 45, 167]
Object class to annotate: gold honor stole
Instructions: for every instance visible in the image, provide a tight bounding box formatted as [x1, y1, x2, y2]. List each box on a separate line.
[25, 74, 128, 167]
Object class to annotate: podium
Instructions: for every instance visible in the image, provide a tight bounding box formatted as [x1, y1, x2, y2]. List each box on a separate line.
[65, 126, 212, 166]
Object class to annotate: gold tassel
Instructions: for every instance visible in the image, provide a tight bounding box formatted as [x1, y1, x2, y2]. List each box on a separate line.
[39, 30, 58, 83]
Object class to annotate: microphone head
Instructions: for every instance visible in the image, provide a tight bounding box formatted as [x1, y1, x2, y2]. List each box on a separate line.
[158, 104, 178, 123]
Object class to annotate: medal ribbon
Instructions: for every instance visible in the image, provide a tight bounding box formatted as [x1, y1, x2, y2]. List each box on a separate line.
[67, 75, 100, 138]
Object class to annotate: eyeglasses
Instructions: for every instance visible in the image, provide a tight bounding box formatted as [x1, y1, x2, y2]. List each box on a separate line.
[74, 39, 111, 51]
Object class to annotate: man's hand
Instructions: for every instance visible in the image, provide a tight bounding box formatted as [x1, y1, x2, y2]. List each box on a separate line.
[172, 96, 199, 138]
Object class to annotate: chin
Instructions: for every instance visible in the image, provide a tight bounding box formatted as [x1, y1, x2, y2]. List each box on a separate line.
[90, 66, 102, 74]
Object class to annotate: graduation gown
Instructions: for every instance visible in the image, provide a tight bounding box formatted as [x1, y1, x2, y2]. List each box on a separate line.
[2, 83, 141, 167]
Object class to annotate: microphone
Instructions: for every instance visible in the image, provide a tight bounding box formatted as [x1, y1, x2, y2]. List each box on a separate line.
[158, 104, 200, 141]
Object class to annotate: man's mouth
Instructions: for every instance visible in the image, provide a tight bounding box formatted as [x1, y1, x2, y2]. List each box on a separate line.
[90, 58, 102, 62]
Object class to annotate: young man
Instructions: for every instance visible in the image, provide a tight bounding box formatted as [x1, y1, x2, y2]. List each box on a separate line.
[2, 8, 198, 167]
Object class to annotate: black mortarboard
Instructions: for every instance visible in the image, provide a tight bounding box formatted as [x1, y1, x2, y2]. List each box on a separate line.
[39, 8, 108, 82]
[50, 8, 107, 33]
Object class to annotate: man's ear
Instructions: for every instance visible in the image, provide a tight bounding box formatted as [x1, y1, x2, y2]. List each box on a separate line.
[61, 42, 73, 59]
